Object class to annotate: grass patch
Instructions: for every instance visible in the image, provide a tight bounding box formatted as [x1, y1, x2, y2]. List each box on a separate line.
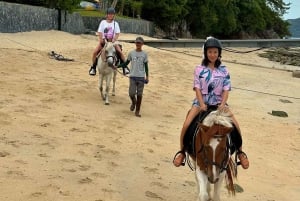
[74, 9, 133, 19]
[74, 9, 104, 17]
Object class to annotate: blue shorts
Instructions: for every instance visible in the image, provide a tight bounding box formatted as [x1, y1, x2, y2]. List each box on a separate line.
[192, 99, 200, 107]
[192, 99, 223, 108]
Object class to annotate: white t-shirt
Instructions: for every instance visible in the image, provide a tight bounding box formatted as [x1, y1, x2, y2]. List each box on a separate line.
[97, 20, 120, 40]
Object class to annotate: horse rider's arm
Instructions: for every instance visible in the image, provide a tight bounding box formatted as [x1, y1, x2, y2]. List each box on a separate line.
[113, 33, 120, 43]
[220, 90, 229, 107]
[195, 88, 206, 110]
[98, 32, 103, 43]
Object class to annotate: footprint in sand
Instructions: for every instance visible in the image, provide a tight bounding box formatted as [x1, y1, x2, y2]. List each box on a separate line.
[145, 191, 164, 200]
[0, 111, 11, 125]
[91, 172, 108, 178]
[78, 165, 91, 171]
[7, 170, 27, 179]
[69, 127, 88, 132]
[0, 151, 10, 157]
[38, 153, 49, 158]
[78, 177, 92, 184]
[60, 158, 79, 163]
[77, 142, 93, 146]
[150, 182, 169, 189]
[184, 180, 196, 187]
[143, 167, 159, 174]
[62, 168, 77, 173]
[30, 192, 44, 197]
[59, 190, 71, 196]
[40, 123, 51, 127]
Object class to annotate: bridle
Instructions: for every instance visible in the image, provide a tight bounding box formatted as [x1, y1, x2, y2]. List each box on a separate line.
[198, 126, 231, 174]
[100, 41, 117, 68]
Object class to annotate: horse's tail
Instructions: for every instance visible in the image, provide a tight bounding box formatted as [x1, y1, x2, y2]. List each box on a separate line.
[225, 157, 237, 195]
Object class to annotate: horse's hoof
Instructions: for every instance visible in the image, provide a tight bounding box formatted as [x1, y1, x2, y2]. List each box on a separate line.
[112, 94, 115, 96]
[105, 102, 110, 105]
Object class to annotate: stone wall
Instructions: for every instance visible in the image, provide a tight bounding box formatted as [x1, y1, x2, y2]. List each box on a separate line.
[0, 2, 154, 36]
[0, 2, 85, 34]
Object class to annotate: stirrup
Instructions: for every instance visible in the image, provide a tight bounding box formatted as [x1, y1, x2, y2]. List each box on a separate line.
[236, 150, 249, 169]
[173, 150, 186, 167]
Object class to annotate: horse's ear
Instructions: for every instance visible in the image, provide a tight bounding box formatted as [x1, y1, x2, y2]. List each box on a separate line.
[199, 123, 210, 132]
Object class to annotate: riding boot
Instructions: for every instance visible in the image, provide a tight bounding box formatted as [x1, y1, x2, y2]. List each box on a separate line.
[135, 95, 142, 117]
[89, 58, 98, 76]
[230, 124, 242, 155]
[130, 95, 136, 111]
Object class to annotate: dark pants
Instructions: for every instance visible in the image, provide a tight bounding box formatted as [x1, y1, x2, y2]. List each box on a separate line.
[129, 77, 145, 96]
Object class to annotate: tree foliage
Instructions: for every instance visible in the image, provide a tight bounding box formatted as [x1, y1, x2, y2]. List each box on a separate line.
[3, 0, 81, 12]
[141, 0, 188, 34]
[141, 0, 290, 38]
[3, 0, 291, 38]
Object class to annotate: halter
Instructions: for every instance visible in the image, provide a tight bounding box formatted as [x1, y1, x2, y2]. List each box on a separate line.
[101, 41, 117, 68]
[198, 125, 231, 174]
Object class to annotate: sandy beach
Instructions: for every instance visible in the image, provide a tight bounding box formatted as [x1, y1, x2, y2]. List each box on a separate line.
[0, 30, 299, 201]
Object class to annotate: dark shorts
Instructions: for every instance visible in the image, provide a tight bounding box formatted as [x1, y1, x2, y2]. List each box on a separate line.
[129, 77, 145, 96]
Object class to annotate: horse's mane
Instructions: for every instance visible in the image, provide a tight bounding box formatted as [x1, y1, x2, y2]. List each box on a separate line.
[202, 110, 233, 128]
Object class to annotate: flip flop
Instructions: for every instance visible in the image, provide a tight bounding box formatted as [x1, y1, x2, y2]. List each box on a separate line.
[237, 151, 249, 169]
[173, 150, 186, 167]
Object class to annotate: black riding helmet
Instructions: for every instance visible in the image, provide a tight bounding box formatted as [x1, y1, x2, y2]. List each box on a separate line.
[203, 37, 222, 58]
[106, 7, 115, 14]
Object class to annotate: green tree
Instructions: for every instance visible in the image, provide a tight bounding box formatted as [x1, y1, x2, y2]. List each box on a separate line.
[3, 0, 81, 12]
[45, 0, 81, 12]
[141, 0, 188, 34]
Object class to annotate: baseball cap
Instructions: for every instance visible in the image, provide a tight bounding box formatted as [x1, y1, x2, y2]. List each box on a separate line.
[135, 36, 144, 43]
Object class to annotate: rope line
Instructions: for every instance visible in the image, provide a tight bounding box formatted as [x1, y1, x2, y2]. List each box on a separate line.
[2, 39, 298, 99]
[232, 87, 300, 100]
[223, 47, 267, 53]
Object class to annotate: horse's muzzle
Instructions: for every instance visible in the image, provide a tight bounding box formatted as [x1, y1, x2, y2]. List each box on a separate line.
[208, 177, 219, 184]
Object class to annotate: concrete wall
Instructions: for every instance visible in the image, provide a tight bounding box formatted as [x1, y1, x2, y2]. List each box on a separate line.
[0, 2, 154, 36]
[0, 2, 85, 34]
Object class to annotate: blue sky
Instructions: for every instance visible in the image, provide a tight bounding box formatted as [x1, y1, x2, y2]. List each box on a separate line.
[283, 0, 300, 19]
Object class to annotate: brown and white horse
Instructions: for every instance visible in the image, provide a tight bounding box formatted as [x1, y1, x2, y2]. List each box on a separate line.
[97, 41, 117, 105]
[192, 110, 237, 201]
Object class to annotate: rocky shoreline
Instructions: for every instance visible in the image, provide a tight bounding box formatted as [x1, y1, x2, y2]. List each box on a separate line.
[258, 47, 300, 66]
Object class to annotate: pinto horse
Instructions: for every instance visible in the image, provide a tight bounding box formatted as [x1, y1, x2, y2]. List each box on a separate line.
[97, 42, 118, 105]
[186, 110, 237, 201]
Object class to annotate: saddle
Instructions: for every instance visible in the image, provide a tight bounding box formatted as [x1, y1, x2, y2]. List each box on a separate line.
[183, 106, 242, 157]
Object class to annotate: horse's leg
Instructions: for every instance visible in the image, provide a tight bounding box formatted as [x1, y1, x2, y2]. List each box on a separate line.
[195, 167, 210, 201]
[99, 74, 105, 101]
[112, 70, 117, 96]
[105, 73, 112, 105]
[213, 172, 225, 201]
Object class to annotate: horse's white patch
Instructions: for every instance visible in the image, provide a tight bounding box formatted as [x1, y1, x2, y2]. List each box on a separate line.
[202, 111, 233, 128]
[210, 138, 219, 180]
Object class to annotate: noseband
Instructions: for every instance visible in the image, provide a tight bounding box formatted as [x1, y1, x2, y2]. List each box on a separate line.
[102, 43, 117, 67]
[198, 131, 230, 174]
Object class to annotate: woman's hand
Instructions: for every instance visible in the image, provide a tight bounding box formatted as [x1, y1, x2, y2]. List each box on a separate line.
[218, 104, 228, 112]
[199, 103, 207, 111]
